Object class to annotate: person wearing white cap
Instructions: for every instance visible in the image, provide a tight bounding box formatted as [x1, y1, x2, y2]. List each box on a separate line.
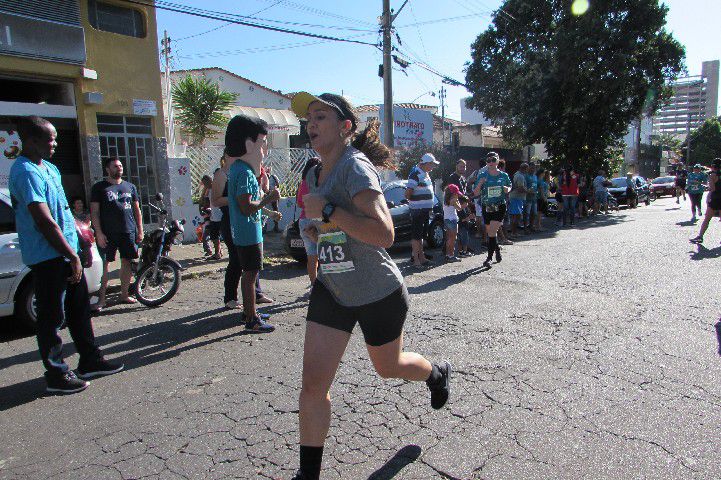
[406, 152, 439, 268]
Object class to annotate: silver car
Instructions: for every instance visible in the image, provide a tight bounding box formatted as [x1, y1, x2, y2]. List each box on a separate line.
[0, 189, 102, 331]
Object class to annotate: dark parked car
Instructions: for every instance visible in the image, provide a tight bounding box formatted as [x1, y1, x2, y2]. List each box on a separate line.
[649, 176, 676, 199]
[283, 180, 444, 262]
[608, 176, 651, 207]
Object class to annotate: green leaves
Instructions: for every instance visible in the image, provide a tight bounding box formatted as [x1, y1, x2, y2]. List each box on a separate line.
[172, 75, 238, 145]
[687, 117, 721, 165]
[465, 0, 685, 175]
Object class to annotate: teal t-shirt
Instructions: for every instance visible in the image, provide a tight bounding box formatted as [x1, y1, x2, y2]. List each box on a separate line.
[687, 172, 707, 194]
[525, 173, 538, 200]
[479, 170, 511, 205]
[538, 179, 549, 199]
[227, 160, 262, 246]
[8, 156, 79, 266]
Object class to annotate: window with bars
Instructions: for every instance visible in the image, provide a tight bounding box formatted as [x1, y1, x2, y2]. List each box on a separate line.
[97, 115, 159, 224]
[88, 0, 145, 38]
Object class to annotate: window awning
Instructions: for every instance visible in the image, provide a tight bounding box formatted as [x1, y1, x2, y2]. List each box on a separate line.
[226, 106, 300, 135]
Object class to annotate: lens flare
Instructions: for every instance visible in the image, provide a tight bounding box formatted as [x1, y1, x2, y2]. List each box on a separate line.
[571, 0, 590, 15]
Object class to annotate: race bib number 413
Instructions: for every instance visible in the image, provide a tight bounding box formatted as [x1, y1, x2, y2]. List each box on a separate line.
[487, 185, 502, 199]
[318, 231, 355, 273]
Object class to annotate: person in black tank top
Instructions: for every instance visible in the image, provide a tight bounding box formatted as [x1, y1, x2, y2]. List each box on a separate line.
[690, 159, 721, 244]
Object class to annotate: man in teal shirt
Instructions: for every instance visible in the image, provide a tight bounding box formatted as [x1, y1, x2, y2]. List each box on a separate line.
[9, 116, 122, 394]
[524, 162, 539, 231]
[225, 115, 279, 332]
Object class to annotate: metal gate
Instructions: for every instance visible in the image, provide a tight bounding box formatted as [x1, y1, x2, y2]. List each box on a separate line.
[97, 115, 159, 224]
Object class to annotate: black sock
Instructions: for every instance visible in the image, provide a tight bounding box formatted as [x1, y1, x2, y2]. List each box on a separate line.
[486, 237, 497, 259]
[299, 445, 324, 480]
[426, 363, 442, 385]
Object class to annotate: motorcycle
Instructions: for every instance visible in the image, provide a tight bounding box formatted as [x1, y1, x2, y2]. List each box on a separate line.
[132, 193, 185, 306]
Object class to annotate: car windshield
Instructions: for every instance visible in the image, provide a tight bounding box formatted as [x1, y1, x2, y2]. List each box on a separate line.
[652, 176, 674, 184]
[611, 178, 629, 188]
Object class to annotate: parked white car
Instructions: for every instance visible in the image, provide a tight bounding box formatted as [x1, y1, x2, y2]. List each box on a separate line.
[0, 189, 102, 331]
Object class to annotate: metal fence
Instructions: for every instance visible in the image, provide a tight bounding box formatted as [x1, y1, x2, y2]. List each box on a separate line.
[184, 145, 314, 199]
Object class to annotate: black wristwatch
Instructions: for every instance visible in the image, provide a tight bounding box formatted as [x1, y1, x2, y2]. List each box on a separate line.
[321, 202, 336, 223]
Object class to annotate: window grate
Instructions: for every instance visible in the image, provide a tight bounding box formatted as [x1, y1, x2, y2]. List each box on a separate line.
[0, 0, 80, 26]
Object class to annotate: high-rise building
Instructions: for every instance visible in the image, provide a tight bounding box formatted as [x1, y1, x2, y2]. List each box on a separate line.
[653, 60, 719, 136]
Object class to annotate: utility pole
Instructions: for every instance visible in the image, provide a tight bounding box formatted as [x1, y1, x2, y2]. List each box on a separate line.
[161, 30, 174, 152]
[381, 0, 394, 147]
[439, 85, 446, 146]
[635, 114, 642, 174]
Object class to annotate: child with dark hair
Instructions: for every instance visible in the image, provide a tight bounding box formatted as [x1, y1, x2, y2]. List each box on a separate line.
[457, 195, 472, 256]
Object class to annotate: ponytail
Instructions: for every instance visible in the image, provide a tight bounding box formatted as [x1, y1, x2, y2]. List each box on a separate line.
[351, 119, 395, 170]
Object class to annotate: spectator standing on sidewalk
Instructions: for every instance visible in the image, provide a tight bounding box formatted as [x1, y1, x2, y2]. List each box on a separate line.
[509, 163, 528, 236]
[457, 196, 472, 255]
[264, 164, 282, 232]
[296, 157, 321, 285]
[442, 184, 463, 262]
[9, 116, 123, 394]
[445, 159, 467, 194]
[535, 168, 549, 231]
[91, 157, 144, 307]
[523, 162, 538, 231]
[559, 167, 580, 226]
[406, 152, 439, 268]
[289, 92, 450, 480]
[225, 115, 279, 332]
[592, 169, 610, 215]
[496, 159, 513, 245]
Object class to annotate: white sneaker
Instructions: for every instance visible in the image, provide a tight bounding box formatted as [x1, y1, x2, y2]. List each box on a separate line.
[225, 300, 242, 310]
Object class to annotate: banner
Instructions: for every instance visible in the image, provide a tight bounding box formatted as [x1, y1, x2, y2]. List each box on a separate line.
[0, 130, 22, 188]
[378, 107, 433, 148]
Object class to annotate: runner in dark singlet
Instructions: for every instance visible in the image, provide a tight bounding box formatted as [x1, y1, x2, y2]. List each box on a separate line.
[690, 159, 721, 244]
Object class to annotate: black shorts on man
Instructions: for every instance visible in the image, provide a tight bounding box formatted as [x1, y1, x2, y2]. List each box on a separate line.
[236, 243, 263, 271]
[100, 232, 138, 261]
[410, 208, 430, 240]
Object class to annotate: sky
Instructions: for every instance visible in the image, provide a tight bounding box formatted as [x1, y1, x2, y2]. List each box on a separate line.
[156, 0, 720, 121]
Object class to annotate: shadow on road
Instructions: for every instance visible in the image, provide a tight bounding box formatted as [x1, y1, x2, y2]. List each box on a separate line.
[689, 244, 721, 261]
[715, 320, 721, 357]
[0, 306, 265, 410]
[368, 445, 423, 480]
[408, 266, 490, 295]
[676, 219, 698, 226]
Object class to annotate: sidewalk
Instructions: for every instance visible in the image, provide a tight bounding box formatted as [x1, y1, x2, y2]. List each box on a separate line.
[105, 229, 288, 290]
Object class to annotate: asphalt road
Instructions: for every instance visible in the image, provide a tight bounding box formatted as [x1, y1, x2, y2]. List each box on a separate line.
[1, 196, 720, 480]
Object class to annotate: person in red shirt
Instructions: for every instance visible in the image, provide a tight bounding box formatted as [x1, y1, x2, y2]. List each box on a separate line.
[559, 167, 580, 226]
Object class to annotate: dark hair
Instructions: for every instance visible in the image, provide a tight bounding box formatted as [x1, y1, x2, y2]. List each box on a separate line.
[443, 185, 458, 205]
[713, 158, 721, 171]
[458, 194, 469, 204]
[225, 114, 269, 157]
[201, 174, 212, 186]
[318, 93, 395, 170]
[70, 196, 85, 207]
[301, 156, 320, 182]
[103, 157, 121, 171]
[497, 159, 506, 170]
[536, 168, 546, 176]
[17, 115, 52, 142]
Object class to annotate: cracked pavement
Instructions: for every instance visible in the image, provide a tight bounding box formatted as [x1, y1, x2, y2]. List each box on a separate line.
[1, 197, 720, 479]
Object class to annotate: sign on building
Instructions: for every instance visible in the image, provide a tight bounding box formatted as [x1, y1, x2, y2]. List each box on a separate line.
[133, 99, 158, 116]
[379, 106, 433, 148]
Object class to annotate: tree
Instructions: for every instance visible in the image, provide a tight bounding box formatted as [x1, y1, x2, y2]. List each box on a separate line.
[465, 0, 685, 175]
[172, 75, 237, 145]
[686, 117, 721, 165]
[394, 142, 455, 181]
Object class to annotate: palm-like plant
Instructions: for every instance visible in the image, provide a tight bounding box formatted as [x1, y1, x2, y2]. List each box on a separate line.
[172, 75, 237, 145]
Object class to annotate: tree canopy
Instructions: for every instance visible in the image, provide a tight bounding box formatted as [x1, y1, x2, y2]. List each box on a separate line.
[172, 75, 237, 145]
[465, 0, 685, 175]
[686, 117, 721, 165]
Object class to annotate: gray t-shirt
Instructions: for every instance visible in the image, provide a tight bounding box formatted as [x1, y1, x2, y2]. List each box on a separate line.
[307, 146, 404, 307]
[510, 171, 527, 200]
[593, 175, 608, 193]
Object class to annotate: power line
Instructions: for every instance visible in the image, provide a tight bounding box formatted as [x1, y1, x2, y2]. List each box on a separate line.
[175, 0, 284, 42]
[397, 12, 491, 28]
[122, 0, 380, 47]
[251, 0, 375, 27]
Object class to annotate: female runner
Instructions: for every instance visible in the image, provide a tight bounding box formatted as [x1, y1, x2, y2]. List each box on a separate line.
[691, 159, 721, 244]
[472, 152, 512, 268]
[289, 92, 451, 480]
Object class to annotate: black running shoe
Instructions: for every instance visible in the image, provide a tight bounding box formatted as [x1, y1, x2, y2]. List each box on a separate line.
[45, 370, 89, 394]
[690, 236, 704, 244]
[77, 358, 124, 380]
[427, 361, 452, 410]
[483, 258, 492, 268]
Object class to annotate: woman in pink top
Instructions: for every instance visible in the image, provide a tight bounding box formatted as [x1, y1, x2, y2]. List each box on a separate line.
[297, 157, 321, 284]
[559, 167, 579, 226]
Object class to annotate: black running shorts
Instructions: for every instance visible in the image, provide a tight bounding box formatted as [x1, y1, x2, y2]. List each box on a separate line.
[482, 203, 507, 224]
[306, 281, 409, 347]
[236, 243, 263, 271]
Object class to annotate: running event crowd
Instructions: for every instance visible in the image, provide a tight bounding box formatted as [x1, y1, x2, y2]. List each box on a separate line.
[9, 87, 721, 479]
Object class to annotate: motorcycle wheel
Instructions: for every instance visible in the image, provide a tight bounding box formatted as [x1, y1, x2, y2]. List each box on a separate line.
[135, 262, 181, 307]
